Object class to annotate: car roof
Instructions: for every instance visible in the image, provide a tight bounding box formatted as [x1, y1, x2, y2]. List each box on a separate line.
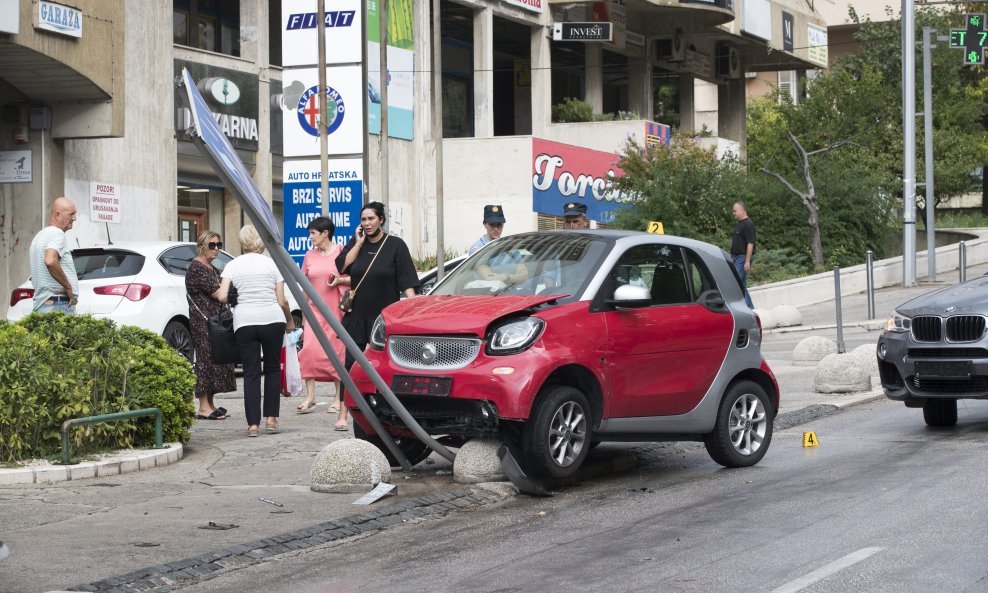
[509, 230, 730, 259]
[72, 241, 196, 255]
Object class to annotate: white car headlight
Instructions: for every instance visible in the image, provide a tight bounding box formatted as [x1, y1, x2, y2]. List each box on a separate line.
[884, 311, 911, 333]
[487, 317, 545, 355]
[370, 315, 386, 350]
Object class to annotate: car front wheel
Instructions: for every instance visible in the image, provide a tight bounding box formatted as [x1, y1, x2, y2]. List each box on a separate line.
[923, 398, 958, 427]
[164, 320, 194, 362]
[523, 385, 592, 479]
[704, 380, 773, 468]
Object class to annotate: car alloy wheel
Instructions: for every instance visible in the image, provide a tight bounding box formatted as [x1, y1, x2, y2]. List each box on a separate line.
[704, 380, 773, 468]
[547, 400, 587, 467]
[523, 385, 593, 479]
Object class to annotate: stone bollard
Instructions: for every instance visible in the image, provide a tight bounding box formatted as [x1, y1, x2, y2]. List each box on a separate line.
[310, 439, 392, 493]
[453, 439, 507, 484]
[754, 308, 777, 330]
[771, 305, 803, 328]
[813, 352, 872, 393]
[793, 336, 838, 366]
[850, 343, 878, 374]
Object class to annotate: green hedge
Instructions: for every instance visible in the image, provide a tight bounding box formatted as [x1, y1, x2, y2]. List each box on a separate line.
[0, 312, 196, 464]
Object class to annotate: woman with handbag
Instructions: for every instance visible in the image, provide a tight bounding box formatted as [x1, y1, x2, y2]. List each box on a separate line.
[185, 230, 235, 421]
[336, 202, 420, 429]
[218, 225, 296, 437]
[295, 216, 351, 431]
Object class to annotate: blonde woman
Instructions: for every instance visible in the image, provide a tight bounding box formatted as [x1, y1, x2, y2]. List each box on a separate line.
[217, 225, 295, 437]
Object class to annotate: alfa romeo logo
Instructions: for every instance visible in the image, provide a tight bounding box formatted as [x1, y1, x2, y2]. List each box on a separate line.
[296, 85, 346, 136]
[421, 342, 437, 364]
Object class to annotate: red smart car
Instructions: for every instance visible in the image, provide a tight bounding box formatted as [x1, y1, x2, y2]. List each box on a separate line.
[347, 231, 779, 479]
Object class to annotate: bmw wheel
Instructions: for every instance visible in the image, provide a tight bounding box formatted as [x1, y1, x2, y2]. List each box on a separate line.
[523, 385, 592, 479]
[923, 398, 957, 427]
[704, 380, 773, 468]
[164, 320, 194, 362]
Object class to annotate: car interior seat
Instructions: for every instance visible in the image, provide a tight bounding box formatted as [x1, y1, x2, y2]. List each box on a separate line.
[650, 263, 691, 305]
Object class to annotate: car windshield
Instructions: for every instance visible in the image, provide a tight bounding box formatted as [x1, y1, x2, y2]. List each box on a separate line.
[72, 249, 145, 280]
[430, 233, 609, 300]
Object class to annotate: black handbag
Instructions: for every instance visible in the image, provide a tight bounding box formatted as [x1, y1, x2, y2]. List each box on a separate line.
[207, 307, 241, 364]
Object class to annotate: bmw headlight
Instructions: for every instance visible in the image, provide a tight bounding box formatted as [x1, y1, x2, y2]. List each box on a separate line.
[884, 311, 911, 333]
[487, 317, 545, 355]
[370, 315, 386, 350]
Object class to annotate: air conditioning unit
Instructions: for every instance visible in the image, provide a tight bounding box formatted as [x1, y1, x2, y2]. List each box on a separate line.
[717, 44, 741, 79]
[671, 29, 686, 62]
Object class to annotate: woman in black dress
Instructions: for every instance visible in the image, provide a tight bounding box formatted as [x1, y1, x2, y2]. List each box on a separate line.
[335, 202, 419, 416]
[186, 230, 236, 420]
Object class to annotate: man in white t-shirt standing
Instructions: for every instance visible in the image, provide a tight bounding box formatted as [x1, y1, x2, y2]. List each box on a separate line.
[30, 196, 79, 312]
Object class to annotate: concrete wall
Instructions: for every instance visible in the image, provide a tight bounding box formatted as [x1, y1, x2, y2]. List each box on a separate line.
[543, 120, 649, 153]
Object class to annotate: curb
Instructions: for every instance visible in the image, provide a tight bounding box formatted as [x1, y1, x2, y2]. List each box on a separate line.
[765, 319, 886, 335]
[0, 444, 183, 486]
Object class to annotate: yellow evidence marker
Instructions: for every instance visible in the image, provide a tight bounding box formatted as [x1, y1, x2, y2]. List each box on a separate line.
[802, 431, 819, 447]
[646, 221, 665, 234]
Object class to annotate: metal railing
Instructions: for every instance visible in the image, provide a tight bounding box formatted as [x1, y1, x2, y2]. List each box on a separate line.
[59, 408, 165, 465]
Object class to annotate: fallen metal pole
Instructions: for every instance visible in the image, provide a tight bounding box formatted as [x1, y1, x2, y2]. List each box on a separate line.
[60, 408, 163, 465]
[834, 266, 845, 354]
[866, 250, 875, 320]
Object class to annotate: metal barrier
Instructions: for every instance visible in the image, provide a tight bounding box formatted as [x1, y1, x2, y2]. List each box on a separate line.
[959, 241, 967, 283]
[59, 408, 164, 465]
[866, 250, 875, 320]
[834, 266, 845, 354]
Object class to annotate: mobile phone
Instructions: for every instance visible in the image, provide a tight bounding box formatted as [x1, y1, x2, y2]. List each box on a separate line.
[357, 227, 364, 238]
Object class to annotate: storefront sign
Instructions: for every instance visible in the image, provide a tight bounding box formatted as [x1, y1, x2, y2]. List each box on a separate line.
[553, 22, 613, 42]
[282, 65, 364, 157]
[0, 0, 19, 34]
[742, 0, 771, 41]
[283, 159, 363, 267]
[782, 12, 794, 52]
[174, 60, 260, 151]
[807, 24, 828, 67]
[34, 1, 81, 38]
[0, 150, 31, 183]
[503, 0, 544, 13]
[367, 0, 414, 140]
[532, 139, 627, 223]
[89, 182, 120, 224]
[282, 0, 363, 66]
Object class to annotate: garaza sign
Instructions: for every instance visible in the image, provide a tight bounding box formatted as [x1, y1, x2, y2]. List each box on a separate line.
[531, 138, 627, 223]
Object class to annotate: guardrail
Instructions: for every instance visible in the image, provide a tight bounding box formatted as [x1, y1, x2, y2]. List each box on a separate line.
[59, 408, 165, 465]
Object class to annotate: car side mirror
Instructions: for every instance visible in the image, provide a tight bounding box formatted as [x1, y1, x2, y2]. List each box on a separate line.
[607, 284, 653, 309]
[697, 289, 729, 313]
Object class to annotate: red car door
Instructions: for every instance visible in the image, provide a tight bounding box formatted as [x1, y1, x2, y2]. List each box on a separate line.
[602, 245, 733, 418]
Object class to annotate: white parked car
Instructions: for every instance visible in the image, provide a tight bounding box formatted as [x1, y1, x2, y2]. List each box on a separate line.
[6, 241, 301, 360]
[417, 254, 468, 295]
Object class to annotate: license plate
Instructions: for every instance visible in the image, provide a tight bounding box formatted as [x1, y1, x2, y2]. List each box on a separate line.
[915, 361, 972, 378]
[391, 374, 452, 396]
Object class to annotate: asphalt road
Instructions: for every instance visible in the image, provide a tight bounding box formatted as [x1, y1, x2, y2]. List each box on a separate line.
[174, 398, 988, 593]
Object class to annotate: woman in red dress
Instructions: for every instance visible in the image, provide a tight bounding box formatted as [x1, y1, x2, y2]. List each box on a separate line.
[296, 216, 351, 430]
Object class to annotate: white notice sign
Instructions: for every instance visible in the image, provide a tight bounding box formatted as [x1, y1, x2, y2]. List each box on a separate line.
[0, 150, 31, 183]
[90, 182, 121, 223]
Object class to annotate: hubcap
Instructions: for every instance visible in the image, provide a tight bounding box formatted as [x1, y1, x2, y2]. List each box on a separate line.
[728, 393, 767, 456]
[547, 401, 587, 467]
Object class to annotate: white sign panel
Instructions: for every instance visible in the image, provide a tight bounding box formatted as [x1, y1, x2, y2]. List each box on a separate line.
[282, 0, 363, 67]
[0, 150, 31, 183]
[503, 0, 543, 13]
[0, 0, 19, 34]
[807, 24, 829, 67]
[34, 0, 82, 38]
[282, 66, 364, 157]
[742, 0, 771, 41]
[90, 182, 121, 223]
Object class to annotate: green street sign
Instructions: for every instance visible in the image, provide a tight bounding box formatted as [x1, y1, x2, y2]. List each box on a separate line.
[949, 13, 987, 65]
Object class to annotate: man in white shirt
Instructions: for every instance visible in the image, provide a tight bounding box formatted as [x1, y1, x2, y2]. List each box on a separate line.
[467, 204, 506, 255]
[29, 196, 79, 312]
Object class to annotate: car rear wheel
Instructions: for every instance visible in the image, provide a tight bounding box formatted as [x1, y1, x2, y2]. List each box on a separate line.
[352, 420, 433, 468]
[704, 380, 773, 468]
[522, 385, 592, 479]
[164, 320, 194, 362]
[923, 398, 958, 427]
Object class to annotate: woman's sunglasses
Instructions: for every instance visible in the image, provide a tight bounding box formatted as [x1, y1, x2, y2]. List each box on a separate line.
[208, 241, 223, 250]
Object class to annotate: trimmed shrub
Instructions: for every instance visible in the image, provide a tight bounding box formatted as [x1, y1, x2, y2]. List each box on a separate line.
[0, 313, 196, 463]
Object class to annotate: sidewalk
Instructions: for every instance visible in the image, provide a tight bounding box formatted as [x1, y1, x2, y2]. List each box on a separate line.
[1, 273, 973, 593]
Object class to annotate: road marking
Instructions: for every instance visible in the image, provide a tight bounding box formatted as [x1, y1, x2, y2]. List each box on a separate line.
[769, 547, 884, 593]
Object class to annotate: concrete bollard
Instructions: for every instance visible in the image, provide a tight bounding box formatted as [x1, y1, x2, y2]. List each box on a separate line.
[813, 352, 872, 393]
[453, 439, 507, 484]
[310, 439, 392, 493]
[771, 305, 803, 328]
[850, 343, 879, 374]
[792, 336, 838, 366]
[754, 308, 778, 330]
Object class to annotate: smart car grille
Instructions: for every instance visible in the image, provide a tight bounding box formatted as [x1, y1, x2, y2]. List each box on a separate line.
[911, 316, 942, 342]
[388, 336, 482, 370]
[945, 316, 986, 342]
[912, 376, 988, 394]
[908, 348, 988, 359]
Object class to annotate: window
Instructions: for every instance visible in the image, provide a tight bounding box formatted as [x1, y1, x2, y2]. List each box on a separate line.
[685, 249, 717, 300]
[609, 244, 691, 306]
[72, 250, 146, 281]
[173, 0, 240, 57]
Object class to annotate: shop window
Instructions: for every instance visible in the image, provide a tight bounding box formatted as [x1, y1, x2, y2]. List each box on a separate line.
[652, 71, 681, 130]
[173, 0, 240, 57]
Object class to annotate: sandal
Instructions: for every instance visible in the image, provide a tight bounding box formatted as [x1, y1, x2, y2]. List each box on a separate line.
[246, 426, 259, 437]
[265, 420, 279, 433]
[296, 400, 318, 414]
[334, 420, 348, 431]
[196, 409, 227, 420]
[327, 403, 339, 414]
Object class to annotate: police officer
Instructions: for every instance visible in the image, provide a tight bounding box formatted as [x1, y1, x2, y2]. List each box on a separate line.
[468, 205, 506, 255]
[563, 202, 590, 229]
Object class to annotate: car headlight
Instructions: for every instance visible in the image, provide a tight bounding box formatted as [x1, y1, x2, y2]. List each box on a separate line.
[884, 311, 911, 333]
[369, 315, 386, 350]
[487, 317, 545, 355]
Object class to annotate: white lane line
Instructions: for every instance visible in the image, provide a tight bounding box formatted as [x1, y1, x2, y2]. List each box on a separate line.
[769, 547, 884, 593]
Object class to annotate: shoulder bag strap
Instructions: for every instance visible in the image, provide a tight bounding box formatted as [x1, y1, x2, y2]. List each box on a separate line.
[351, 234, 389, 294]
